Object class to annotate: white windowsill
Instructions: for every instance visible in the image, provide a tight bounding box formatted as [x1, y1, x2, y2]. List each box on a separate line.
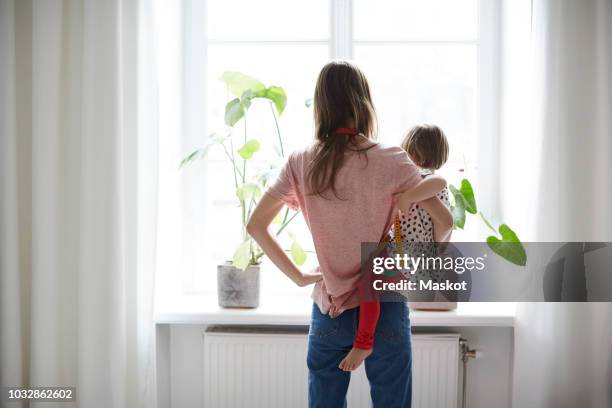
[155, 294, 515, 327]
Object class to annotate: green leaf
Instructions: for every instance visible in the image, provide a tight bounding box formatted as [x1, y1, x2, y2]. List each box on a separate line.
[179, 133, 228, 168]
[240, 91, 253, 108]
[232, 240, 252, 270]
[255, 86, 287, 115]
[452, 201, 466, 229]
[224, 98, 245, 127]
[253, 164, 278, 187]
[449, 182, 476, 214]
[237, 139, 261, 160]
[210, 132, 229, 144]
[180, 147, 207, 168]
[220, 72, 265, 97]
[290, 240, 307, 266]
[486, 224, 527, 266]
[449, 185, 466, 207]
[235, 183, 262, 203]
[459, 179, 477, 214]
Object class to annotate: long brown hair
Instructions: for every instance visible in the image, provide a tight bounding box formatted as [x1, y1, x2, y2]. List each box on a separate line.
[307, 61, 377, 198]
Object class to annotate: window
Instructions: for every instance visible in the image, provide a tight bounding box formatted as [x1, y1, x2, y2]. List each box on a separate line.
[161, 0, 501, 297]
[353, 0, 479, 165]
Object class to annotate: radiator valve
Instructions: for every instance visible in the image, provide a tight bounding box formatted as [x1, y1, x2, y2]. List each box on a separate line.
[460, 338, 480, 362]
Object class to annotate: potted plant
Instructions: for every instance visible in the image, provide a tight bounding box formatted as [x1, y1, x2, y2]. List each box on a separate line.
[181, 72, 307, 308]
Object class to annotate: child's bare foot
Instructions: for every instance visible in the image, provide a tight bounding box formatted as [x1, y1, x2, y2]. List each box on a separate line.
[338, 347, 373, 371]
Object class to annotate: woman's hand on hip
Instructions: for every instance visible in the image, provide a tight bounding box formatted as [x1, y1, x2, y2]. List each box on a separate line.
[298, 267, 323, 287]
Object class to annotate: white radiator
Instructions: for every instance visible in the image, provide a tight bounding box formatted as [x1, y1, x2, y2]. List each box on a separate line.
[204, 327, 460, 408]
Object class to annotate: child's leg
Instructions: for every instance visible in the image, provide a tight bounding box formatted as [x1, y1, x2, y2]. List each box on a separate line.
[338, 287, 380, 371]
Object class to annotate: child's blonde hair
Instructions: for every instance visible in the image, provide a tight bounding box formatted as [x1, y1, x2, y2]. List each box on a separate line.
[401, 125, 449, 170]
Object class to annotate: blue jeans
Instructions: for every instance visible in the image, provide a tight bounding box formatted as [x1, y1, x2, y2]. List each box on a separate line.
[307, 300, 412, 408]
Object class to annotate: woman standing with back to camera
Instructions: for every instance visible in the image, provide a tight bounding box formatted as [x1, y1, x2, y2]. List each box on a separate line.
[247, 60, 451, 407]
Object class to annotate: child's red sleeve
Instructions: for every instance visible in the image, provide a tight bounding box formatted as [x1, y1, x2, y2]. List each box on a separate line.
[354, 239, 391, 350]
[354, 298, 380, 350]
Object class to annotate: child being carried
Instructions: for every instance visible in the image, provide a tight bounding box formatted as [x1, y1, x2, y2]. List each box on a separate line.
[339, 124, 453, 371]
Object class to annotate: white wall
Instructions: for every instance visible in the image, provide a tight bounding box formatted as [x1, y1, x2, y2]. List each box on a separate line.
[156, 324, 513, 408]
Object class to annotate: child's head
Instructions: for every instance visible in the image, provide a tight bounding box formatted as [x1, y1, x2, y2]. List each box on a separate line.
[401, 125, 449, 171]
[308, 61, 377, 197]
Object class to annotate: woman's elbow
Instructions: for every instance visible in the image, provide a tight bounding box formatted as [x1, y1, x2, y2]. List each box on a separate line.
[246, 218, 267, 239]
[246, 219, 259, 237]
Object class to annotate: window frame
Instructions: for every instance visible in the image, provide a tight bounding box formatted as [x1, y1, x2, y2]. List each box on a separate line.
[176, 0, 502, 296]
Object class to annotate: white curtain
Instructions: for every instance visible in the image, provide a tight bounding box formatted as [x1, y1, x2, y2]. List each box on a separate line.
[0, 0, 159, 407]
[510, 0, 612, 407]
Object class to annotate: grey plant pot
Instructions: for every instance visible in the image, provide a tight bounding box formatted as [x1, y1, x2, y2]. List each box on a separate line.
[217, 262, 260, 308]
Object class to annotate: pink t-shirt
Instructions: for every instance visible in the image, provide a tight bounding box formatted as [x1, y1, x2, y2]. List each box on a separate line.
[267, 142, 422, 317]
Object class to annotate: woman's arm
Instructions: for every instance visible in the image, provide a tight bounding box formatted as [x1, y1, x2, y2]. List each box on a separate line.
[246, 192, 322, 287]
[397, 175, 446, 213]
[418, 196, 453, 242]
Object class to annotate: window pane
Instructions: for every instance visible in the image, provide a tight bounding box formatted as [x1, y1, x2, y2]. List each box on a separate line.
[207, 0, 329, 41]
[354, 0, 478, 41]
[354, 44, 478, 174]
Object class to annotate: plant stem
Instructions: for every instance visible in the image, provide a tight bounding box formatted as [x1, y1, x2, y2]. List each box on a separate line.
[242, 113, 247, 183]
[246, 195, 256, 222]
[270, 101, 284, 157]
[276, 211, 300, 236]
[479, 211, 497, 234]
[227, 137, 240, 187]
[268, 101, 290, 228]
[280, 207, 290, 225]
[221, 142, 243, 183]
[249, 239, 255, 265]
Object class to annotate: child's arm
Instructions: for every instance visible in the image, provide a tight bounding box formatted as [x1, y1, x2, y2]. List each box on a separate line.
[354, 297, 380, 350]
[397, 175, 446, 214]
[354, 278, 380, 350]
[419, 196, 453, 242]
